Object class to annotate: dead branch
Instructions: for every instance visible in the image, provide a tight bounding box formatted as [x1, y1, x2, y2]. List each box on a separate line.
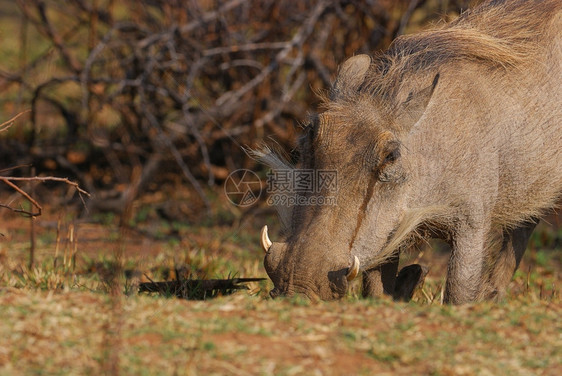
[0, 110, 31, 133]
[0, 164, 31, 174]
[0, 176, 90, 217]
[0, 176, 90, 196]
[1, 0, 464, 216]
[24, 0, 82, 72]
[0, 178, 42, 216]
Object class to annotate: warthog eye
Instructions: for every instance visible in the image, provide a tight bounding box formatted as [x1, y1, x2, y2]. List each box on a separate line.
[377, 145, 404, 183]
[384, 148, 400, 164]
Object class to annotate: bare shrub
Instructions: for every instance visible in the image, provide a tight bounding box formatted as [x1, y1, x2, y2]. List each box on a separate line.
[0, 0, 468, 214]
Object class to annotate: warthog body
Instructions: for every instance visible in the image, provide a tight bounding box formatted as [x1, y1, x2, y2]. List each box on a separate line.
[257, 0, 562, 303]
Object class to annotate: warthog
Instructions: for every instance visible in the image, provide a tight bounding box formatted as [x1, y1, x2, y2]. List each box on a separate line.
[256, 0, 562, 304]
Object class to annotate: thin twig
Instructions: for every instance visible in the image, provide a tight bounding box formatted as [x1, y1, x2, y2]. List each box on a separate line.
[0, 176, 90, 217]
[0, 164, 31, 174]
[0, 178, 42, 216]
[0, 176, 90, 196]
[0, 110, 31, 132]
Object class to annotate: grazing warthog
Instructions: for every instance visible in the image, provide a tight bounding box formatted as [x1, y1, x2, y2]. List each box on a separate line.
[256, 0, 562, 304]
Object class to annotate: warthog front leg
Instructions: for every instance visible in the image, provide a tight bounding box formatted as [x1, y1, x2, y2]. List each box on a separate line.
[480, 219, 538, 300]
[393, 264, 429, 301]
[362, 253, 428, 301]
[362, 254, 399, 298]
[445, 225, 488, 304]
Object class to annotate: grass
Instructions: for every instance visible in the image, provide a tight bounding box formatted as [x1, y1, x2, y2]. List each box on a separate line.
[0, 200, 560, 375]
[1, 290, 559, 375]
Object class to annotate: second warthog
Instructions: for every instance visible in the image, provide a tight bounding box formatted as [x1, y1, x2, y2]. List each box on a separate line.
[256, 0, 562, 304]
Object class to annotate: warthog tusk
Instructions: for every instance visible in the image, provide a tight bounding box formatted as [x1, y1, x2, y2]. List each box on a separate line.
[346, 256, 360, 281]
[261, 225, 272, 252]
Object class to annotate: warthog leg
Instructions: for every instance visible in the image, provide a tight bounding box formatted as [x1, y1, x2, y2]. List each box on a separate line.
[361, 253, 429, 301]
[362, 254, 399, 298]
[445, 225, 489, 304]
[480, 218, 538, 300]
[393, 264, 429, 302]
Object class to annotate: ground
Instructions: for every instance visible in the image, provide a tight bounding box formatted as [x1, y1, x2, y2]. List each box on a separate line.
[0, 196, 560, 375]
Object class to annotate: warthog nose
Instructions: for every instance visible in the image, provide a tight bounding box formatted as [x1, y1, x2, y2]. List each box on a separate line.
[269, 289, 279, 299]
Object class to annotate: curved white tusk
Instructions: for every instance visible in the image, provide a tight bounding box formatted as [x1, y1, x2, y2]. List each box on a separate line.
[260, 225, 272, 253]
[346, 256, 360, 281]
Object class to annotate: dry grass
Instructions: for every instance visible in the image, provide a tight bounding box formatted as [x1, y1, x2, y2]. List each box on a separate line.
[0, 203, 560, 375]
[0, 289, 559, 375]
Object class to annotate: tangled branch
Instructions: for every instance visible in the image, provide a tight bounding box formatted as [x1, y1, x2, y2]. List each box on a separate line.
[1, 0, 468, 215]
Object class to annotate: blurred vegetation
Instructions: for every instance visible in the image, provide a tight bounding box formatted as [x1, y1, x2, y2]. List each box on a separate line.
[0, 0, 471, 217]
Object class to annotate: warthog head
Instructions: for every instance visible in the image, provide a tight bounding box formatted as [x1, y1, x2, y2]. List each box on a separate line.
[259, 55, 439, 300]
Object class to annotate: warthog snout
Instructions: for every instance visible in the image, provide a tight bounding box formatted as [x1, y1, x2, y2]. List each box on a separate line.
[261, 225, 359, 300]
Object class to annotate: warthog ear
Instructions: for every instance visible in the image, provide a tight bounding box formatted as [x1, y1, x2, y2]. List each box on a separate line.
[397, 73, 439, 129]
[331, 54, 372, 100]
